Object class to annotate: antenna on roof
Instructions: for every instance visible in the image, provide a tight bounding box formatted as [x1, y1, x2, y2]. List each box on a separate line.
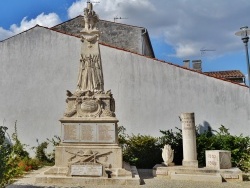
[200, 48, 216, 56]
[87, 0, 100, 4]
[114, 16, 128, 22]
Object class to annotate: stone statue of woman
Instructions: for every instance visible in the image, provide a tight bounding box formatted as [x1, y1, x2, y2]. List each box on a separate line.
[75, 2, 104, 93]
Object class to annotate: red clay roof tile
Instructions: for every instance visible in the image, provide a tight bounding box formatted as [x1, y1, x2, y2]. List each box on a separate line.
[203, 70, 245, 78]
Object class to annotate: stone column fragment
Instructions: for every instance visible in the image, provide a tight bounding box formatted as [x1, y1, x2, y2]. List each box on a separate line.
[180, 112, 198, 168]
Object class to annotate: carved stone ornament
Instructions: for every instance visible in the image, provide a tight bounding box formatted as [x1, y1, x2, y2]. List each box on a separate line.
[64, 107, 77, 117]
[63, 90, 116, 118]
[77, 97, 102, 117]
[83, 2, 99, 31]
[100, 109, 115, 117]
[66, 149, 112, 168]
[162, 144, 174, 166]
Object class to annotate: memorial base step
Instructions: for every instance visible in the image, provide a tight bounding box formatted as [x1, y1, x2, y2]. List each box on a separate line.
[153, 164, 243, 182]
[171, 172, 222, 182]
[35, 163, 141, 186]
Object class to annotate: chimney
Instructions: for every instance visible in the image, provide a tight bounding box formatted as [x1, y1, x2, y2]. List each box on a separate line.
[183, 60, 190, 68]
[192, 60, 202, 72]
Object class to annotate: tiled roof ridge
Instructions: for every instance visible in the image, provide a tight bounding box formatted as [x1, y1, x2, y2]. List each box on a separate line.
[51, 15, 145, 29]
[1, 25, 248, 89]
[205, 70, 241, 72]
[204, 70, 245, 78]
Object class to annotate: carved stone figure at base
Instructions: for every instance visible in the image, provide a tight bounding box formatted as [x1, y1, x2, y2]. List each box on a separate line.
[162, 144, 174, 166]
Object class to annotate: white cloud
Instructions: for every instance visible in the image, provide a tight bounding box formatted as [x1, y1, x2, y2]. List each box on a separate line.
[0, 12, 61, 41]
[10, 13, 61, 34]
[175, 44, 199, 58]
[67, 0, 155, 20]
[67, 0, 85, 19]
[0, 27, 14, 41]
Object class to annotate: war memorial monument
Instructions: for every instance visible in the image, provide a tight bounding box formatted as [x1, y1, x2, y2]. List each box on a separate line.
[35, 2, 140, 186]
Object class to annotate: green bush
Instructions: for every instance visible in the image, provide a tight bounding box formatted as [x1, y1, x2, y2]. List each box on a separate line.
[0, 125, 24, 187]
[0, 126, 12, 186]
[46, 135, 61, 164]
[34, 140, 51, 163]
[197, 125, 250, 171]
[18, 157, 41, 171]
[0, 121, 61, 187]
[118, 125, 250, 172]
[118, 126, 162, 168]
[11, 121, 29, 159]
[32, 135, 61, 165]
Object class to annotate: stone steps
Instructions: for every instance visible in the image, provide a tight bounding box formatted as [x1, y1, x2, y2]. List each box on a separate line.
[171, 172, 222, 182]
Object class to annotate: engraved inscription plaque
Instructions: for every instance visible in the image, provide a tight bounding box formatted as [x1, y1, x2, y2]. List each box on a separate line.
[62, 123, 116, 143]
[71, 163, 103, 176]
[80, 124, 97, 142]
[63, 124, 79, 141]
[98, 124, 115, 142]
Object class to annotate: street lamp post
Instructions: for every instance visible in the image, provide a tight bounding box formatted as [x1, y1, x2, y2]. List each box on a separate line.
[235, 26, 250, 91]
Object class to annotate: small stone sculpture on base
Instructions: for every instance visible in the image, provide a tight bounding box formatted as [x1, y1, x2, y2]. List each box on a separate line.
[161, 144, 175, 166]
[153, 113, 243, 182]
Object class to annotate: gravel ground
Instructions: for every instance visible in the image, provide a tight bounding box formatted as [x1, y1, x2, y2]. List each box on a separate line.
[6, 167, 250, 188]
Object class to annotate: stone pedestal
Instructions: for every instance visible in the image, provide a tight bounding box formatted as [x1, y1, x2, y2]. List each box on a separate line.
[206, 150, 232, 170]
[36, 114, 140, 185]
[180, 113, 198, 168]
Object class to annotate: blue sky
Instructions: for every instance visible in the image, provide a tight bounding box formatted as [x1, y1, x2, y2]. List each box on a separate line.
[0, 0, 250, 84]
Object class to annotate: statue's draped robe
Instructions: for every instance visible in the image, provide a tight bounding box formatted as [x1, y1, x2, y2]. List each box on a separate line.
[77, 55, 103, 92]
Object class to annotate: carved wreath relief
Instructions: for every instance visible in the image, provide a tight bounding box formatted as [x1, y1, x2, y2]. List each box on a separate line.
[64, 90, 115, 118]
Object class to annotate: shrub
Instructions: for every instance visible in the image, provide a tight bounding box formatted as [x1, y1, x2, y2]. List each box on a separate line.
[118, 126, 162, 168]
[32, 135, 61, 165]
[118, 125, 250, 172]
[11, 121, 29, 159]
[18, 157, 41, 171]
[46, 135, 61, 164]
[0, 126, 23, 187]
[0, 121, 61, 187]
[197, 125, 250, 171]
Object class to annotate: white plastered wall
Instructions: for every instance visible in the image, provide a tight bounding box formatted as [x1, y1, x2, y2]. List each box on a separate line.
[0, 26, 249, 152]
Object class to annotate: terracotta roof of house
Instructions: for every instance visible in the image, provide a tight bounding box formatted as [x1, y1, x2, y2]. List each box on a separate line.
[203, 70, 245, 79]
